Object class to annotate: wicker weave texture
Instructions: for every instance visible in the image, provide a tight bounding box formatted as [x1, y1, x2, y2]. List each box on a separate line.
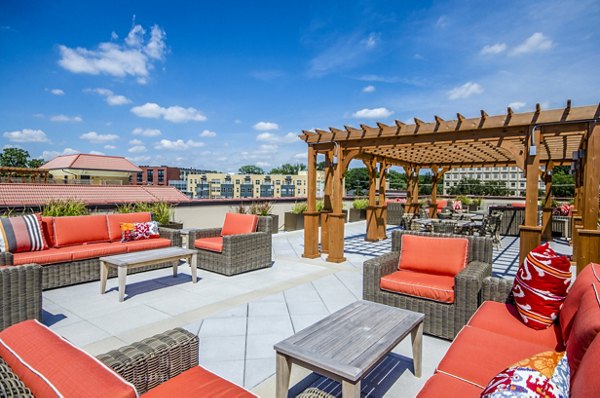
[481, 276, 515, 304]
[296, 387, 336, 398]
[386, 202, 405, 226]
[0, 264, 42, 331]
[0, 358, 34, 397]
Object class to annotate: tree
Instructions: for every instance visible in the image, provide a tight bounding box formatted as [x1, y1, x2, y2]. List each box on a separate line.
[448, 177, 509, 196]
[269, 163, 307, 175]
[345, 168, 370, 194]
[551, 166, 574, 198]
[388, 170, 406, 190]
[28, 158, 45, 168]
[316, 161, 326, 171]
[0, 148, 30, 168]
[238, 165, 264, 175]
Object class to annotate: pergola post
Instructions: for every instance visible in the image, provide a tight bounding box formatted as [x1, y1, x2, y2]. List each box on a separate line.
[575, 123, 600, 271]
[365, 158, 379, 241]
[327, 147, 346, 263]
[519, 127, 542, 264]
[541, 162, 554, 241]
[410, 166, 421, 214]
[377, 161, 388, 240]
[320, 151, 334, 253]
[302, 145, 320, 259]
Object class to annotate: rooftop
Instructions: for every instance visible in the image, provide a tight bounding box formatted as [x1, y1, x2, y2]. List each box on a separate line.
[39, 154, 142, 173]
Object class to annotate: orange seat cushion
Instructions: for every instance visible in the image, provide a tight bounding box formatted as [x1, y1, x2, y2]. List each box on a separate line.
[120, 238, 171, 253]
[141, 365, 255, 398]
[53, 215, 110, 247]
[436, 326, 550, 388]
[417, 373, 483, 398]
[565, 286, 600, 376]
[436, 200, 448, 210]
[106, 212, 152, 242]
[69, 242, 128, 260]
[560, 263, 600, 341]
[12, 247, 74, 265]
[468, 301, 564, 351]
[571, 334, 600, 398]
[221, 213, 258, 236]
[381, 270, 455, 303]
[195, 237, 224, 253]
[399, 235, 468, 277]
[0, 320, 136, 398]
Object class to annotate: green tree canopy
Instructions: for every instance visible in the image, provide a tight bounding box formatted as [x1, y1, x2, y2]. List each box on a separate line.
[345, 167, 370, 194]
[0, 148, 31, 168]
[28, 158, 45, 168]
[387, 170, 406, 190]
[551, 166, 575, 198]
[238, 165, 264, 175]
[448, 177, 510, 196]
[269, 163, 307, 175]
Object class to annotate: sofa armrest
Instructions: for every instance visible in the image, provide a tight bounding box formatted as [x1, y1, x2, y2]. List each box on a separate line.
[0, 264, 43, 331]
[0, 252, 13, 266]
[454, 260, 492, 334]
[363, 252, 400, 300]
[97, 327, 199, 394]
[187, 228, 222, 248]
[222, 231, 270, 254]
[158, 227, 181, 247]
[481, 276, 515, 304]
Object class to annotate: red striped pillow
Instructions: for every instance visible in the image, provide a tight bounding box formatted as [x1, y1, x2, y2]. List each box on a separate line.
[0, 214, 48, 253]
[512, 243, 572, 330]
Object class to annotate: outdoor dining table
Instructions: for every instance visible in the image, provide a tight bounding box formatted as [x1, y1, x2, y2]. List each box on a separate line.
[412, 218, 482, 235]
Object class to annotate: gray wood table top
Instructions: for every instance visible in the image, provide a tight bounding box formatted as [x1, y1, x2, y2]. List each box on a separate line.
[274, 300, 424, 382]
[99, 246, 196, 266]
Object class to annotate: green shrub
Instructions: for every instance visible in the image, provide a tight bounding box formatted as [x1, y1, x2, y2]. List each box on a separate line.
[455, 195, 472, 206]
[316, 200, 324, 212]
[249, 202, 273, 216]
[114, 202, 172, 224]
[352, 198, 369, 210]
[115, 203, 137, 213]
[42, 199, 89, 217]
[291, 202, 308, 214]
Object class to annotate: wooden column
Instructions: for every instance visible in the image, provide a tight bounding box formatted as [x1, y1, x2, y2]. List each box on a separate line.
[429, 166, 439, 218]
[320, 151, 333, 253]
[541, 162, 554, 242]
[365, 158, 379, 241]
[519, 127, 542, 264]
[409, 166, 421, 214]
[404, 165, 413, 210]
[377, 161, 388, 240]
[327, 147, 346, 263]
[576, 123, 600, 271]
[302, 145, 320, 259]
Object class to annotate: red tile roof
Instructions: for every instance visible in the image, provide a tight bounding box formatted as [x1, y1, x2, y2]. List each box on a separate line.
[39, 154, 142, 172]
[0, 184, 190, 206]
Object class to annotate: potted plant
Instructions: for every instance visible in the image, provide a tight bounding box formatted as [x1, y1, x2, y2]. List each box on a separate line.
[43, 199, 89, 216]
[349, 198, 368, 222]
[249, 201, 278, 234]
[471, 197, 482, 212]
[284, 201, 307, 231]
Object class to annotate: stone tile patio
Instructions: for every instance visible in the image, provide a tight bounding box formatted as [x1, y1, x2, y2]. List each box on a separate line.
[40, 221, 571, 396]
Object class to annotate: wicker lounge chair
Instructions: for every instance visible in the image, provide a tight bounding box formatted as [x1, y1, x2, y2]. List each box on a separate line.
[188, 214, 273, 276]
[363, 230, 493, 339]
[0, 264, 42, 331]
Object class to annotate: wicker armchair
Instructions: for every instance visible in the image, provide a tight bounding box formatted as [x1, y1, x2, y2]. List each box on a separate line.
[188, 215, 273, 276]
[0, 264, 42, 331]
[363, 230, 493, 339]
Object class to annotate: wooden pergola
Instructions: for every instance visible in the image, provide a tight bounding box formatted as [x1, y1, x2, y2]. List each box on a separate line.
[299, 102, 600, 273]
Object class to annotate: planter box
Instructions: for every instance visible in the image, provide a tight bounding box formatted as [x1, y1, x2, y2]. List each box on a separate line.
[284, 212, 304, 231]
[268, 213, 279, 234]
[160, 222, 183, 229]
[349, 208, 367, 222]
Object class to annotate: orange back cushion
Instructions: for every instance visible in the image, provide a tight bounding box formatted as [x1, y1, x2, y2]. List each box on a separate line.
[571, 333, 600, 397]
[560, 263, 600, 341]
[41, 216, 56, 248]
[106, 212, 152, 241]
[53, 215, 110, 247]
[399, 234, 469, 277]
[437, 200, 448, 210]
[566, 285, 600, 377]
[221, 213, 259, 236]
[0, 320, 137, 398]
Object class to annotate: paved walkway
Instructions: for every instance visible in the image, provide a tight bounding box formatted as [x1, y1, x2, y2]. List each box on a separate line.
[41, 222, 571, 397]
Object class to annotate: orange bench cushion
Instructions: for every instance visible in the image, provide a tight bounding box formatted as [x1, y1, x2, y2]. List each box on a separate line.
[69, 242, 129, 260]
[195, 237, 224, 253]
[0, 320, 136, 398]
[141, 365, 255, 398]
[560, 263, 600, 341]
[121, 238, 171, 253]
[12, 247, 75, 265]
[417, 373, 483, 398]
[565, 285, 600, 376]
[571, 333, 600, 398]
[106, 212, 152, 242]
[221, 213, 258, 236]
[53, 215, 110, 247]
[468, 301, 564, 351]
[381, 270, 455, 303]
[399, 235, 468, 277]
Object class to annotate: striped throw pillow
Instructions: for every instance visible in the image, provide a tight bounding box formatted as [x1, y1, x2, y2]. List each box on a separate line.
[0, 214, 48, 253]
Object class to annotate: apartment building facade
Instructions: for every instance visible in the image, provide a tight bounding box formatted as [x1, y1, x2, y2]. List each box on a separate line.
[443, 166, 544, 195]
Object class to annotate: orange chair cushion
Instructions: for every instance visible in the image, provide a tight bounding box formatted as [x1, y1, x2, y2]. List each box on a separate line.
[221, 213, 258, 236]
[436, 200, 448, 210]
[141, 365, 256, 398]
[41, 216, 56, 248]
[69, 242, 128, 260]
[0, 320, 136, 398]
[417, 373, 483, 398]
[12, 247, 75, 265]
[565, 286, 600, 377]
[436, 326, 550, 388]
[53, 215, 110, 247]
[468, 301, 563, 351]
[571, 333, 600, 398]
[399, 235, 468, 277]
[120, 238, 171, 253]
[511, 202, 526, 207]
[381, 270, 455, 303]
[106, 212, 152, 242]
[195, 237, 224, 253]
[560, 263, 600, 341]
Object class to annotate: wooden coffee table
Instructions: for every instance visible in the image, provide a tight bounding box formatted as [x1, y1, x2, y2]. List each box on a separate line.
[274, 300, 424, 398]
[100, 247, 197, 302]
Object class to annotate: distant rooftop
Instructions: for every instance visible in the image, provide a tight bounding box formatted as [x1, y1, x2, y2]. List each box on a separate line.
[39, 154, 142, 173]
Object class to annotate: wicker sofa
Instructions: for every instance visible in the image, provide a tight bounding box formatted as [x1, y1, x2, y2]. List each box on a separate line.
[363, 230, 493, 339]
[418, 263, 600, 397]
[0, 320, 255, 397]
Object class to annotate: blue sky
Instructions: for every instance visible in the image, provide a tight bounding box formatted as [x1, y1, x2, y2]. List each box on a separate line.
[1, 0, 599, 172]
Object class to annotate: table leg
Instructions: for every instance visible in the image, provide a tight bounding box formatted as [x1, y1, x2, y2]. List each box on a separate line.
[118, 266, 127, 302]
[172, 260, 178, 277]
[190, 253, 197, 283]
[411, 321, 424, 377]
[276, 353, 292, 398]
[100, 261, 108, 294]
[342, 380, 361, 398]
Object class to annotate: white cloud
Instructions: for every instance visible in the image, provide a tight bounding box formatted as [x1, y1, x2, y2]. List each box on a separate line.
[362, 85, 375, 93]
[200, 129, 216, 137]
[90, 151, 104, 155]
[256, 161, 270, 167]
[508, 101, 527, 110]
[129, 139, 143, 145]
[256, 132, 299, 143]
[436, 16, 448, 28]
[85, 88, 131, 106]
[3, 129, 49, 143]
[50, 114, 83, 123]
[131, 102, 207, 122]
[49, 88, 65, 95]
[127, 155, 151, 163]
[352, 107, 393, 119]
[510, 32, 553, 55]
[57, 23, 167, 84]
[104, 144, 116, 149]
[41, 147, 80, 160]
[253, 121, 279, 131]
[132, 127, 161, 137]
[480, 43, 507, 55]
[447, 82, 484, 100]
[308, 32, 381, 77]
[154, 139, 205, 150]
[128, 145, 147, 153]
[361, 32, 380, 49]
[80, 131, 119, 143]
[294, 152, 307, 159]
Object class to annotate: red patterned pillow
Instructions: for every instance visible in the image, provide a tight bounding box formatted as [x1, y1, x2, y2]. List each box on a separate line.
[0, 214, 48, 253]
[120, 221, 160, 242]
[512, 243, 571, 330]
